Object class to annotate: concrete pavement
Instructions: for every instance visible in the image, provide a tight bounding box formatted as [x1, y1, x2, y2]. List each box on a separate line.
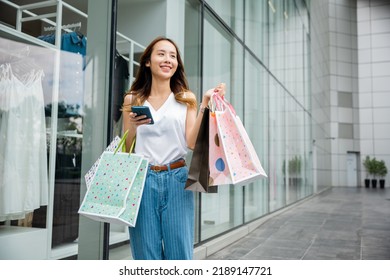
[206, 187, 390, 260]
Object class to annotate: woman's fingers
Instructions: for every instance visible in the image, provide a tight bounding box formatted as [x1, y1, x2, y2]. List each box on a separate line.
[214, 83, 226, 96]
[203, 83, 226, 104]
[129, 112, 151, 126]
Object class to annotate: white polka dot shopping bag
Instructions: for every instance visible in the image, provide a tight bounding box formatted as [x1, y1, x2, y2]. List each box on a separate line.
[79, 131, 147, 227]
[84, 135, 121, 189]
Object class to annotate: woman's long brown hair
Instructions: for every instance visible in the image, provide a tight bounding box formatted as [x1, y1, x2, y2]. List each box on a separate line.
[122, 36, 196, 112]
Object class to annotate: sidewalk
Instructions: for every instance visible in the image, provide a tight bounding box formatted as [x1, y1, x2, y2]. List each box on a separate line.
[206, 187, 390, 260]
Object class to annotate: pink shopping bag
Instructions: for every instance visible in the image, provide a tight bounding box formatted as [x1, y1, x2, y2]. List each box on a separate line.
[234, 115, 267, 178]
[209, 111, 232, 186]
[212, 94, 267, 186]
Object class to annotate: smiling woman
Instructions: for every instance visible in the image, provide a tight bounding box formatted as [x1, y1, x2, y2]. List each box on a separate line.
[120, 36, 225, 260]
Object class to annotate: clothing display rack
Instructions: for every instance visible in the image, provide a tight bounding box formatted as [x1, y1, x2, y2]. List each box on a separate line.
[116, 32, 145, 86]
[43, 21, 81, 32]
[0, 0, 144, 82]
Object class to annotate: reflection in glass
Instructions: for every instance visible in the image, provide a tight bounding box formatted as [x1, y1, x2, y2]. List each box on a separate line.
[205, 0, 244, 39]
[268, 79, 286, 212]
[245, 0, 269, 65]
[0, 42, 48, 224]
[0, 37, 84, 251]
[50, 50, 84, 248]
[244, 51, 268, 221]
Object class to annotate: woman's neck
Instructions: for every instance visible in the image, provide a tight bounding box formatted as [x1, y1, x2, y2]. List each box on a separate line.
[149, 79, 171, 97]
[147, 79, 172, 110]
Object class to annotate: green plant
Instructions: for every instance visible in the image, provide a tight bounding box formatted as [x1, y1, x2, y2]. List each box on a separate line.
[282, 156, 302, 176]
[365, 157, 386, 179]
[288, 155, 301, 175]
[377, 160, 388, 178]
[363, 156, 373, 178]
[371, 157, 380, 178]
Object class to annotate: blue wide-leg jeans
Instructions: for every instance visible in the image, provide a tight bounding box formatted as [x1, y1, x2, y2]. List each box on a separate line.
[129, 165, 194, 260]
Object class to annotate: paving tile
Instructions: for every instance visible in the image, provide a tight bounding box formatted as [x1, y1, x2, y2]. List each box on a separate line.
[362, 246, 390, 260]
[311, 238, 361, 248]
[361, 228, 390, 239]
[302, 244, 361, 260]
[207, 247, 250, 260]
[283, 217, 326, 226]
[322, 219, 361, 231]
[242, 245, 306, 260]
[315, 228, 362, 242]
[269, 225, 320, 241]
[247, 227, 279, 239]
[362, 236, 390, 249]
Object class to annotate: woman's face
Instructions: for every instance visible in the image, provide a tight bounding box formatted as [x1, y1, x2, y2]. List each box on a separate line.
[146, 40, 178, 80]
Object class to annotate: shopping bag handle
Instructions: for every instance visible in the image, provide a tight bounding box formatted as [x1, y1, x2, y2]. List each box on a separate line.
[114, 130, 136, 155]
[211, 93, 237, 116]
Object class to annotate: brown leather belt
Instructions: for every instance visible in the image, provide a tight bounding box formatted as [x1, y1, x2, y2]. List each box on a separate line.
[150, 159, 186, 172]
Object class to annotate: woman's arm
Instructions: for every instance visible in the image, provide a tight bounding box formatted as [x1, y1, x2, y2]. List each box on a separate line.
[122, 95, 137, 152]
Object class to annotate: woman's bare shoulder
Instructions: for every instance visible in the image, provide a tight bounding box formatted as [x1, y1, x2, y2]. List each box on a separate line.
[123, 92, 134, 104]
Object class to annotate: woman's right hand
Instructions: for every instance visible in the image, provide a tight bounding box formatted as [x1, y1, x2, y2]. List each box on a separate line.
[128, 112, 152, 127]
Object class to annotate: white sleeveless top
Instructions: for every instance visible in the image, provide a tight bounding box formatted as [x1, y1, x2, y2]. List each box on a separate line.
[134, 93, 188, 165]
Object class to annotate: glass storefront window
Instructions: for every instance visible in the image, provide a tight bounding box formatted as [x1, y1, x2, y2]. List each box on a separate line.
[245, 0, 269, 66]
[184, 0, 202, 244]
[205, 0, 244, 39]
[286, 98, 300, 204]
[268, 79, 286, 212]
[200, 8, 245, 241]
[243, 50, 269, 221]
[0, 35, 84, 259]
[0, 38, 53, 259]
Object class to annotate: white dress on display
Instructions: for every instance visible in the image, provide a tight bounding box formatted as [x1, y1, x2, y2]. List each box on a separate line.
[0, 64, 48, 222]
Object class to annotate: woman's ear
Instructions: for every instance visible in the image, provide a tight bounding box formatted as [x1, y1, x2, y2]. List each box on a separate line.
[145, 60, 150, 67]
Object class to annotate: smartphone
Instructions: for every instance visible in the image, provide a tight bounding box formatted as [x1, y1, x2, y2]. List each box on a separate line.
[131, 106, 154, 124]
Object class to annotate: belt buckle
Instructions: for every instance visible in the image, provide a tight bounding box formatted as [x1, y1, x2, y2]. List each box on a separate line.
[153, 165, 163, 172]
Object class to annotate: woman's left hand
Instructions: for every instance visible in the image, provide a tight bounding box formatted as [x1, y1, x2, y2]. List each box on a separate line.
[202, 82, 226, 106]
[213, 83, 226, 96]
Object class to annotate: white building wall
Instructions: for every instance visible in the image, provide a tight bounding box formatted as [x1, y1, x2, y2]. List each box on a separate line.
[328, 0, 359, 187]
[310, 0, 332, 189]
[312, 0, 390, 188]
[357, 0, 390, 187]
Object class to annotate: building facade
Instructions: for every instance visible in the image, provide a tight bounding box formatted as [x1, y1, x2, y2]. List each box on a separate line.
[0, 0, 389, 260]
